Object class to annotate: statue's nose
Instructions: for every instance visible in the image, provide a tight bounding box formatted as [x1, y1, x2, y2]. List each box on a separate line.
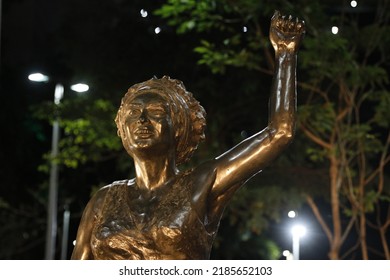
[138, 111, 148, 124]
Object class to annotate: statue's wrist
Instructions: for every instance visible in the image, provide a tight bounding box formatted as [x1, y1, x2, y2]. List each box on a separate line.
[275, 50, 297, 61]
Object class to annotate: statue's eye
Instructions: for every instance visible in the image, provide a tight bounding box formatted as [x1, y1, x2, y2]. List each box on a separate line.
[147, 103, 168, 117]
[128, 108, 141, 117]
[149, 108, 166, 117]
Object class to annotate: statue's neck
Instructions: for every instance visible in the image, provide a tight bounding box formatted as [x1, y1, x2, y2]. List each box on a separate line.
[133, 156, 178, 191]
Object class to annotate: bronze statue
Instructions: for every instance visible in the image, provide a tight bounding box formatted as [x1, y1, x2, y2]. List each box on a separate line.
[71, 11, 305, 260]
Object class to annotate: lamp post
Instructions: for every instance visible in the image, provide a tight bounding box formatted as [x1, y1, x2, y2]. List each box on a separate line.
[61, 205, 70, 260]
[28, 73, 89, 259]
[287, 210, 307, 260]
[291, 224, 306, 260]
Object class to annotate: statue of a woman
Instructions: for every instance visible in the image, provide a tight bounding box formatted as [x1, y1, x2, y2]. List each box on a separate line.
[71, 11, 305, 260]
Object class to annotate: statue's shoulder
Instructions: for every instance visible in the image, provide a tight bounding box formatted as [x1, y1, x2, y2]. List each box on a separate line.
[191, 159, 218, 179]
[99, 179, 133, 190]
[108, 179, 132, 187]
[187, 160, 218, 192]
[100, 179, 133, 193]
[88, 179, 133, 214]
[92, 179, 132, 201]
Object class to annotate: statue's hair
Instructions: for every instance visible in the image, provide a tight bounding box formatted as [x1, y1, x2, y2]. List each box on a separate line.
[115, 76, 206, 165]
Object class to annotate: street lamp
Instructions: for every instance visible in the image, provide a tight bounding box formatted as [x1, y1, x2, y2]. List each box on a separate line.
[70, 83, 89, 93]
[291, 224, 306, 260]
[288, 210, 296, 218]
[28, 72, 89, 259]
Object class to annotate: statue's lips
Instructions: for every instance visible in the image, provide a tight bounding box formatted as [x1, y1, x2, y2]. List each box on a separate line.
[134, 127, 154, 138]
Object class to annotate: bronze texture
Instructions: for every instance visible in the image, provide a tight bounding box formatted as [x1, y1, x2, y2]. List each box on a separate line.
[71, 10, 305, 260]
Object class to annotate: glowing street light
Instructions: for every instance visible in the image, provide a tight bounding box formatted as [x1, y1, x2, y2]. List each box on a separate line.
[28, 72, 89, 259]
[331, 26, 339, 35]
[288, 210, 296, 218]
[140, 9, 148, 18]
[350, 1, 358, 8]
[70, 83, 89, 93]
[28, 72, 49, 82]
[291, 224, 306, 260]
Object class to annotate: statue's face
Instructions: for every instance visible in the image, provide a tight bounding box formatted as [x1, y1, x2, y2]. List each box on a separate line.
[121, 92, 175, 156]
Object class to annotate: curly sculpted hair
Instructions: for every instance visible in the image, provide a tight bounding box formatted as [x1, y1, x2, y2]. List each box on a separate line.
[115, 76, 206, 165]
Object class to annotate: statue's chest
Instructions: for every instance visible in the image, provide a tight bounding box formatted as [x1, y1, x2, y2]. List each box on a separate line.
[90, 176, 213, 260]
[94, 180, 194, 239]
[127, 185, 192, 230]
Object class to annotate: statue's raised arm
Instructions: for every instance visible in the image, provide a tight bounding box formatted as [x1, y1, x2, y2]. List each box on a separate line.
[206, 11, 305, 220]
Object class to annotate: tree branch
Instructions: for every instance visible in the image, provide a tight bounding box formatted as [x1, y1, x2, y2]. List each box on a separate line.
[306, 194, 333, 244]
[341, 215, 357, 245]
[300, 123, 332, 150]
[364, 131, 390, 188]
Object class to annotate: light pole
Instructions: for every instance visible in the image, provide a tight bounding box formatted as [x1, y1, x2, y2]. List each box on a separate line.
[28, 73, 89, 259]
[286, 210, 307, 260]
[61, 205, 70, 260]
[291, 224, 306, 260]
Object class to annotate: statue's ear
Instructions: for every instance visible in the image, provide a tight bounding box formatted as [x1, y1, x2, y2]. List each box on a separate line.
[117, 129, 121, 138]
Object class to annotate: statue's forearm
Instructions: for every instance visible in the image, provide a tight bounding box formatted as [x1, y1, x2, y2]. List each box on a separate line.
[268, 51, 297, 138]
[209, 12, 304, 218]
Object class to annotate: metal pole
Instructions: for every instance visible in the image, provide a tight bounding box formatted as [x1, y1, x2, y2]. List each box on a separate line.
[61, 205, 70, 260]
[44, 83, 64, 260]
[292, 234, 300, 260]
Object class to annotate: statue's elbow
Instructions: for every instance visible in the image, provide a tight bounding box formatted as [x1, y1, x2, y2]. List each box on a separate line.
[273, 125, 295, 147]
